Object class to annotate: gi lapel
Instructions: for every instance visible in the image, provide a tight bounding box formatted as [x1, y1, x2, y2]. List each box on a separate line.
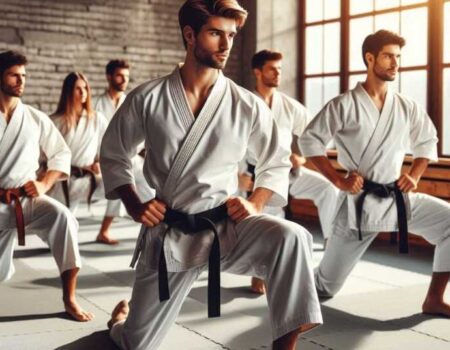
[161, 67, 227, 203]
[356, 83, 395, 174]
[0, 101, 25, 162]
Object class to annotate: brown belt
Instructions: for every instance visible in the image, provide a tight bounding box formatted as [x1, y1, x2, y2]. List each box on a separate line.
[0, 187, 28, 246]
[62, 166, 98, 208]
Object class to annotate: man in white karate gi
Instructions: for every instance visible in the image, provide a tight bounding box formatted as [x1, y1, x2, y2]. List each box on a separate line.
[0, 50, 93, 321]
[102, 1, 322, 349]
[300, 30, 450, 316]
[245, 49, 339, 294]
[94, 59, 155, 244]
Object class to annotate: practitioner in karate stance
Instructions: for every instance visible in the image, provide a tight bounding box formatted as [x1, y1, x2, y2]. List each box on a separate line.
[94, 59, 154, 244]
[300, 30, 450, 316]
[103, 1, 322, 349]
[246, 50, 339, 294]
[0, 51, 93, 321]
[48, 72, 107, 215]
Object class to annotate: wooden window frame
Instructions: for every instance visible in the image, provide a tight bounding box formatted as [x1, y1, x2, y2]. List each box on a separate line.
[298, 0, 448, 159]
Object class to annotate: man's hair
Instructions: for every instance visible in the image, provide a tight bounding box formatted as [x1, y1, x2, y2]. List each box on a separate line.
[105, 59, 130, 76]
[0, 50, 28, 77]
[362, 30, 405, 67]
[251, 50, 283, 70]
[178, 0, 248, 48]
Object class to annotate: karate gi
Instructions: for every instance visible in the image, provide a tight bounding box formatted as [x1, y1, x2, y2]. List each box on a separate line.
[299, 82, 450, 296]
[0, 101, 81, 281]
[93, 93, 155, 216]
[102, 66, 323, 350]
[248, 91, 339, 238]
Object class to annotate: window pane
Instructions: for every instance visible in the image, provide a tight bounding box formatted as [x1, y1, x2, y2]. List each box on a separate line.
[400, 70, 427, 108]
[400, 8, 428, 67]
[306, 0, 323, 23]
[305, 78, 324, 117]
[350, 16, 374, 71]
[349, 74, 366, 90]
[443, 68, 450, 155]
[375, 0, 399, 11]
[445, 2, 450, 63]
[374, 12, 400, 33]
[324, 0, 341, 20]
[324, 22, 341, 73]
[350, 0, 373, 15]
[306, 25, 323, 74]
[323, 76, 340, 103]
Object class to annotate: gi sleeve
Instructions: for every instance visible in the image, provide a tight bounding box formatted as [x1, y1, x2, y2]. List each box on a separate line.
[96, 111, 108, 159]
[100, 90, 145, 199]
[246, 101, 291, 207]
[292, 103, 313, 138]
[39, 113, 71, 179]
[409, 102, 438, 162]
[298, 98, 342, 157]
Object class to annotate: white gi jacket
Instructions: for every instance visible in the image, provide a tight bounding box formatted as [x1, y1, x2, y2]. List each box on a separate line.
[100, 65, 291, 271]
[299, 82, 438, 232]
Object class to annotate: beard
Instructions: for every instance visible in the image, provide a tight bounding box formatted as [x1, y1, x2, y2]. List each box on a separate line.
[373, 63, 396, 82]
[0, 82, 23, 97]
[111, 80, 127, 92]
[262, 75, 280, 88]
[194, 45, 227, 70]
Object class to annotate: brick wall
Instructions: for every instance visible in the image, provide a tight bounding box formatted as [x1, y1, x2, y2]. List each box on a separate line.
[0, 0, 243, 114]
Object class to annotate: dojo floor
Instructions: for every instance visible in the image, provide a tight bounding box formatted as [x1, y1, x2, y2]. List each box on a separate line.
[1, 203, 449, 350]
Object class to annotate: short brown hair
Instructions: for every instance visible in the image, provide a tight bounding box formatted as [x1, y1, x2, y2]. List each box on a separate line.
[178, 0, 248, 48]
[0, 50, 28, 77]
[106, 59, 130, 76]
[251, 50, 283, 70]
[362, 30, 405, 67]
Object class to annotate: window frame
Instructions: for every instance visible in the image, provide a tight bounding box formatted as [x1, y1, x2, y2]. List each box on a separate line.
[299, 0, 447, 157]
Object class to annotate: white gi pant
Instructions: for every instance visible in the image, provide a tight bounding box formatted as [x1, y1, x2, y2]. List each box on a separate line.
[0, 195, 81, 281]
[316, 192, 450, 297]
[289, 167, 339, 239]
[110, 215, 323, 350]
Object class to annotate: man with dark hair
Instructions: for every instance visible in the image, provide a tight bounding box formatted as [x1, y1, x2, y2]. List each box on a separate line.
[94, 59, 154, 245]
[242, 49, 339, 294]
[0, 50, 93, 321]
[103, 1, 322, 349]
[300, 29, 450, 316]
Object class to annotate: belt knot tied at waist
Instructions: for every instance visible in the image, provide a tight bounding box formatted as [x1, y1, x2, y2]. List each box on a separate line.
[356, 179, 409, 253]
[62, 165, 98, 208]
[0, 187, 28, 246]
[159, 203, 228, 318]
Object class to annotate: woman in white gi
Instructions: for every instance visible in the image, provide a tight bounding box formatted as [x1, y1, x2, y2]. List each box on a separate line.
[300, 30, 450, 317]
[0, 51, 93, 322]
[48, 72, 107, 214]
[103, 1, 322, 349]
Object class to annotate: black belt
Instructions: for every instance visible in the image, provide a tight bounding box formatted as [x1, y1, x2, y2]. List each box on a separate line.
[159, 203, 228, 318]
[356, 179, 409, 253]
[0, 187, 28, 246]
[62, 166, 97, 208]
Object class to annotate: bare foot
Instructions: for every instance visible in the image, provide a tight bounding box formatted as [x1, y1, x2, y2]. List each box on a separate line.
[107, 300, 129, 329]
[64, 299, 94, 322]
[250, 277, 266, 295]
[96, 233, 119, 245]
[422, 299, 450, 317]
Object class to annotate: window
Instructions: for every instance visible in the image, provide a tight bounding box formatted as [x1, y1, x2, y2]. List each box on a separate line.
[299, 0, 450, 157]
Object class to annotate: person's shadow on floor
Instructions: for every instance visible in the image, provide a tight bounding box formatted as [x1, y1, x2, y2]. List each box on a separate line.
[55, 330, 119, 350]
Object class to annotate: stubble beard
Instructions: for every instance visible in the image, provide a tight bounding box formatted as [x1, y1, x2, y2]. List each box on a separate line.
[373, 64, 396, 82]
[194, 45, 227, 70]
[0, 82, 23, 97]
